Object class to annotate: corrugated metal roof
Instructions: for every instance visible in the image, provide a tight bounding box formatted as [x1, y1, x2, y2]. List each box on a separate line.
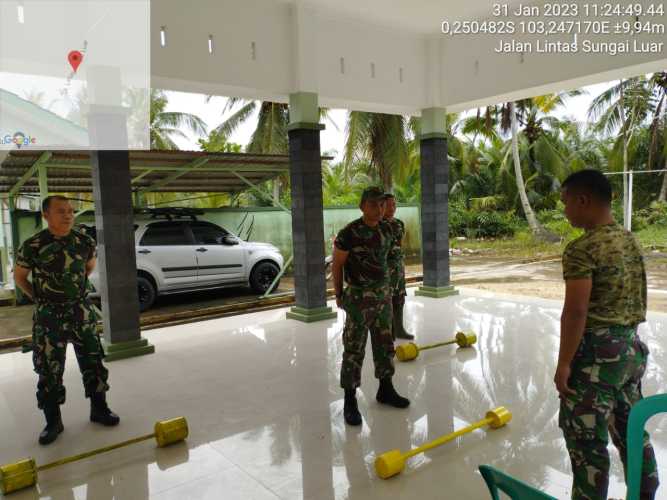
[0, 149, 323, 194]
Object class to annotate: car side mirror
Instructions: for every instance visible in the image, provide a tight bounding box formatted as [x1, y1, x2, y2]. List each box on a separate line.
[222, 235, 239, 245]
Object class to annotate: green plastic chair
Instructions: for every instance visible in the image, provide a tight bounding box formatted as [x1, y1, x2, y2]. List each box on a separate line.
[626, 393, 667, 500]
[479, 465, 557, 500]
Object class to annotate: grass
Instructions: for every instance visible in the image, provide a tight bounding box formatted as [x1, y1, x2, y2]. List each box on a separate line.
[450, 232, 563, 260]
[451, 224, 667, 260]
[635, 225, 667, 250]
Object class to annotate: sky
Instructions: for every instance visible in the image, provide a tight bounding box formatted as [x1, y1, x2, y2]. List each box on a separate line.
[164, 81, 614, 163]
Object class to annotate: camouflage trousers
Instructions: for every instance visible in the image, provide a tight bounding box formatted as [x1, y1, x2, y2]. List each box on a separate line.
[32, 300, 109, 409]
[559, 325, 659, 500]
[340, 286, 395, 389]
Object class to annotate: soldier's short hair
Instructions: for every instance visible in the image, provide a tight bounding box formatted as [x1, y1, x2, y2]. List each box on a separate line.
[562, 169, 612, 205]
[383, 193, 396, 200]
[42, 195, 70, 213]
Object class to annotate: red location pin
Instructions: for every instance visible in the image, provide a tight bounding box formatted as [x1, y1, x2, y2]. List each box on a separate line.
[68, 50, 83, 72]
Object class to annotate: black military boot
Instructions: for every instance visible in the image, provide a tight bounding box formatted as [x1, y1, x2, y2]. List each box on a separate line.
[343, 389, 362, 426]
[393, 302, 414, 340]
[90, 393, 120, 426]
[376, 378, 410, 408]
[39, 404, 64, 445]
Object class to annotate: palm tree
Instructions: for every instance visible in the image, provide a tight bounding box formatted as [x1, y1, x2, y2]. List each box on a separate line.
[150, 89, 207, 150]
[509, 101, 544, 233]
[465, 95, 578, 239]
[211, 98, 336, 203]
[587, 77, 661, 215]
[343, 112, 411, 192]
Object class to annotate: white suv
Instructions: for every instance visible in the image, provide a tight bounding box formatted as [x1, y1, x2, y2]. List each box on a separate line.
[85, 212, 284, 311]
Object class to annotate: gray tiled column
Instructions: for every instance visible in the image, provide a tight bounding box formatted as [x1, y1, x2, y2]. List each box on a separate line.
[415, 137, 458, 298]
[285, 128, 336, 322]
[91, 150, 154, 360]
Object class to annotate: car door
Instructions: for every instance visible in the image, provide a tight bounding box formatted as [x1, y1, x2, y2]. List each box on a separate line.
[138, 222, 198, 290]
[189, 221, 246, 284]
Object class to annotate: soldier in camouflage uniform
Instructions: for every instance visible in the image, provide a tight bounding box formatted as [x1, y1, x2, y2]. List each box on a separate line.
[383, 193, 414, 340]
[555, 170, 659, 500]
[14, 196, 120, 446]
[332, 187, 410, 426]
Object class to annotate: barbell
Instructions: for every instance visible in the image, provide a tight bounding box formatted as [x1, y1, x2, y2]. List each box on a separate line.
[0, 416, 188, 495]
[395, 331, 477, 362]
[375, 407, 511, 479]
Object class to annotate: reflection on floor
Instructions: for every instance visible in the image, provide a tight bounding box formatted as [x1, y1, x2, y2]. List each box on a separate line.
[1, 288, 666, 499]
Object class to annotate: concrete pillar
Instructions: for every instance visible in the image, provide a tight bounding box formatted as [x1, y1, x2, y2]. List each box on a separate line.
[285, 92, 336, 322]
[86, 65, 153, 360]
[91, 151, 154, 360]
[415, 108, 458, 298]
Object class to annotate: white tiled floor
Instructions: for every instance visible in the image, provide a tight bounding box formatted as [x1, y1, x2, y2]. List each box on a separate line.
[1, 288, 666, 499]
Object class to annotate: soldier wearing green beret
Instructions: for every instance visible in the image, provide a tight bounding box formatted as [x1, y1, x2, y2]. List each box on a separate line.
[555, 170, 658, 500]
[14, 196, 120, 446]
[332, 187, 410, 426]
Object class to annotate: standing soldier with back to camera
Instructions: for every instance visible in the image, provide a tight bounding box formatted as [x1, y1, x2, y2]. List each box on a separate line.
[13, 195, 119, 445]
[332, 186, 410, 427]
[382, 193, 414, 340]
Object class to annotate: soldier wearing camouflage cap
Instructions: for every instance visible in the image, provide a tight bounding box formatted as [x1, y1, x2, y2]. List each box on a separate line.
[382, 193, 414, 340]
[332, 186, 410, 426]
[555, 170, 659, 499]
[14, 196, 120, 446]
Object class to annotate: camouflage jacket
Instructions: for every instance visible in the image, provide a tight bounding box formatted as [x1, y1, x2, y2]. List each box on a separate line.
[335, 218, 393, 290]
[562, 222, 646, 329]
[16, 229, 96, 304]
[384, 217, 405, 267]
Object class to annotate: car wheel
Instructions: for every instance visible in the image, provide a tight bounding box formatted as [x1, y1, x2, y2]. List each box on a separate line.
[250, 261, 280, 294]
[137, 275, 156, 312]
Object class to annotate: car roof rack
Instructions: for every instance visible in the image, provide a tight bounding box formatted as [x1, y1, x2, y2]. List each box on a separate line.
[134, 207, 205, 221]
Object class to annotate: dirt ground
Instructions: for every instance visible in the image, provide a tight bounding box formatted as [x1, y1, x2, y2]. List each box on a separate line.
[434, 253, 667, 312]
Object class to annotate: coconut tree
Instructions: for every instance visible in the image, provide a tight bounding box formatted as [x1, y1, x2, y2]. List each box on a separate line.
[343, 112, 411, 192]
[464, 95, 577, 239]
[150, 89, 207, 150]
[211, 98, 335, 203]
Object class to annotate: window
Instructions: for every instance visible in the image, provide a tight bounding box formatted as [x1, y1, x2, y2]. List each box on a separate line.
[140, 223, 190, 246]
[191, 222, 228, 245]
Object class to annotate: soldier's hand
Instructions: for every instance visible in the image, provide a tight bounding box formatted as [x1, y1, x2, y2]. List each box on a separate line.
[554, 364, 575, 398]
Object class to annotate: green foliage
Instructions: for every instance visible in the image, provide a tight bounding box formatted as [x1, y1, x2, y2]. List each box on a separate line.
[633, 202, 667, 230]
[198, 129, 243, 152]
[150, 89, 207, 150]
[536, 205, 583, 242]
[449, 201, 520, 238]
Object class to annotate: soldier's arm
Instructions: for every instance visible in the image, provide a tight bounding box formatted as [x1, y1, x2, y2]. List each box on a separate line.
[13, 265, 35, 301]
[554, 278, 592, 396]
[332, 247, 349, 305]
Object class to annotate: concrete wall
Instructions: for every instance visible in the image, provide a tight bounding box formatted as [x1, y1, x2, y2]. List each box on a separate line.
[11, 205, 423, 265]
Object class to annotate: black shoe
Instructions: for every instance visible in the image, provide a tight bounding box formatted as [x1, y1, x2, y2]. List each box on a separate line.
[39, 405, 64, 445]
[376, 378, 410, 408]
[393, 303, 415, 340]
[90, 393, 120, 426]
[344, 389, 362, 426]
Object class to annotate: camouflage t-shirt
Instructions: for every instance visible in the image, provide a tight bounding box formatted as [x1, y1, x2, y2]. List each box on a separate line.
[16, 229, 96, 303]
[562, 223, 646, 328]
[385, 217, 405, 266]
[335, 218, 393, 289]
